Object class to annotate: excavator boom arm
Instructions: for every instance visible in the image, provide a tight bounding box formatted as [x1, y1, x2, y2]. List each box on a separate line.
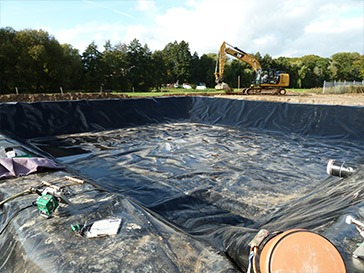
[214, 42, 227, 83]
[215, 42, 262, 83]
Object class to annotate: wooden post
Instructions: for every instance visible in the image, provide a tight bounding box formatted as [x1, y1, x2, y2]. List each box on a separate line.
[60, 87, 63, 95]
[15, 87, 19, 95]
[322, 80, 326, 94]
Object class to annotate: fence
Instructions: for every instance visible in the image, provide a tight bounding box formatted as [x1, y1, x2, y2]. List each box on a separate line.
[323, 80, 364, 94]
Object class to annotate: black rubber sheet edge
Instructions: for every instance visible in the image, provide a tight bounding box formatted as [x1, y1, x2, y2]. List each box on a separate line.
[0, 96, 363, 141]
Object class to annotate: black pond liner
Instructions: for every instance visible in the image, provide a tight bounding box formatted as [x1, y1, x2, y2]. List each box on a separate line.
[1, 96, 364, 272]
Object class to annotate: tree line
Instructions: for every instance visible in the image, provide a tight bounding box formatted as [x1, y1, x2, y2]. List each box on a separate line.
[0, 27, 363, 94]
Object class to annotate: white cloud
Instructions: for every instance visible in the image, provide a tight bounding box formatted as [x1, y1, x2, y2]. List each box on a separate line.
[125, 25, 150, 43]
[147, 0, 363, 57]
[136, 0, 157, 12]
[55, 22, 127, 51]
[306, 15, 362, 34]
[46, 0, 363, 57]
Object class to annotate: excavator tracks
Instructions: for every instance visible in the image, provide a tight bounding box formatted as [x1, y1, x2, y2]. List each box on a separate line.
[243, 88, 286, 95]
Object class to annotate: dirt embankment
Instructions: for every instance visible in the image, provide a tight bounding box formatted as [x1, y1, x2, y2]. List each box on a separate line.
[0, 91, 363, 107]
[0, 92, 130, 103]
[216, 92, 364, 106]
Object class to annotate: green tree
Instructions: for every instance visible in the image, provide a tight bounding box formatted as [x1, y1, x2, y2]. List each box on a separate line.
[330, 52, 363, 81]
[102, 41, 129, 91]
[312, 56, 331, 87]
[13, 29, 44, 91]
[297, 55, 330, 87]
[190, 51, 200, 84]
[21, 30, 67, 92]
[126, 39, 153, 92]
[82, 41, 104, 91]
[11, 29, 66, 92]
[0, 27, 83, 93]
[195, 53, 216, 88]
[261, 53, 274, 69]
[151, 50, 168, 91]
[162, 40, 192, 84]
[61, 44, 83, 90]
[3, 26, 364, 93]
[223, 59, 252, 88]
[0, 27, 17, 93]
[353, 55, 364, 80]
[44, 39, 73, 92]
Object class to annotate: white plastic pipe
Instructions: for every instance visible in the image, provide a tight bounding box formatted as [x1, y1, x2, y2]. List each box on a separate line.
[346, 215, 364, 229]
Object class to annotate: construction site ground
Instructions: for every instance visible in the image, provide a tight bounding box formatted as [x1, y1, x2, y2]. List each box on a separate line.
[0, 91, 363, 106]
[216, 91, 364, 106]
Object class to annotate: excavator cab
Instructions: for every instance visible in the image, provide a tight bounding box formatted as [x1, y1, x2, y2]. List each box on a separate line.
[253, 69, 289, 94]
[259, 69, 287, 85]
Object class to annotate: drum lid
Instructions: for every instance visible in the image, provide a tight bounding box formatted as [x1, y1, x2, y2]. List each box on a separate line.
[258, 229, 346, 273]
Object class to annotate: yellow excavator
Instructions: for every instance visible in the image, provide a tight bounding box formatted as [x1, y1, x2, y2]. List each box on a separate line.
[214, 42, 290, 95]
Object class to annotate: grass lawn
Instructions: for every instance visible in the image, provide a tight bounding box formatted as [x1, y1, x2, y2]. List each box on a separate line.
[120, 88, 225, 97]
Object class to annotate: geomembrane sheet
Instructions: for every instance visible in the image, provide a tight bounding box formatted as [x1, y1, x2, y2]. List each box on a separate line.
[1, 97, 364, 272]
[28, 122, 364, 271]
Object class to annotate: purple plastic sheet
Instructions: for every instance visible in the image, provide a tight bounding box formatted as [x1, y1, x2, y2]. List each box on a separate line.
[0, 157, 63, 179]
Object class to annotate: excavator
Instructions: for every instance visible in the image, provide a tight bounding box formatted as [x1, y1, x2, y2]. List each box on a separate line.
[214, 42, 290, 95]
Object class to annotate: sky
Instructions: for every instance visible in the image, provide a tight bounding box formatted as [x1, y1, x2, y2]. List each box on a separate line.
[0, 0, 363, 58]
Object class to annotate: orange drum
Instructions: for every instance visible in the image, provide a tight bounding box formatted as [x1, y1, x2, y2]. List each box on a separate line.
[255, 229, 346, 273]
